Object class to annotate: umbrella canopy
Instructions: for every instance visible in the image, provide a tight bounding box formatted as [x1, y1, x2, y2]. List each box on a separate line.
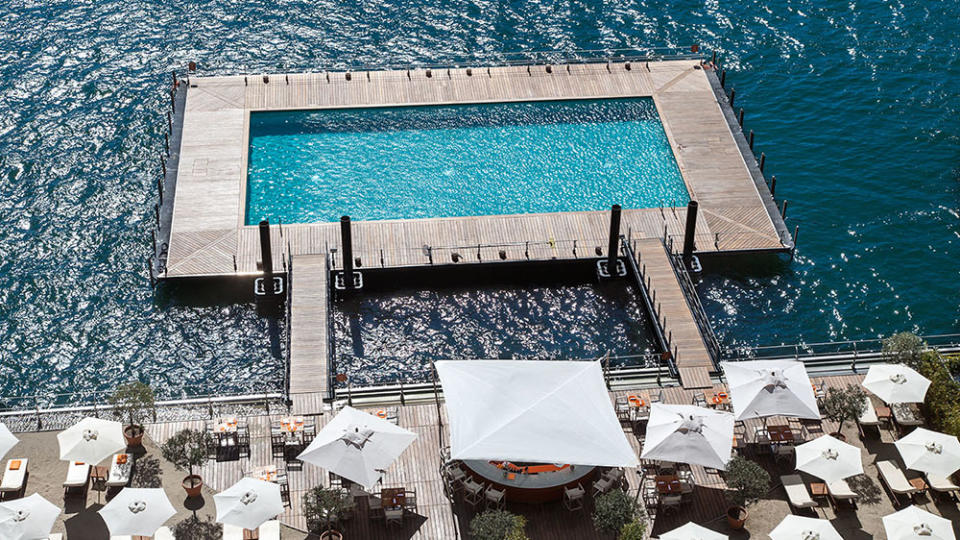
[794, 435, 863, 484]
[214, 478, 284, 531]
[894, 427, 960, 478]
[435, 360, 639, 467]
[298, 406, 417, 490]
[57, 417, 125, 464]
[0, 493, 61, 540]
[769, 515, 843, 540]
[862, 364, 930, 404]
[721, 360, 820, 420]
[98, 488, 176, 537]
[883, 505, 955, 540]
[659, 521, 728, 540]
[640, 404, 735, 470]
[0, 424, 18, 461]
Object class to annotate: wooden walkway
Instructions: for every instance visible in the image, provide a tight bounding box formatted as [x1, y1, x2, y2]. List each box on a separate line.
[163, 59, 788, 279]
[288, 254, 332, 410]
[144, 374, 865, 539]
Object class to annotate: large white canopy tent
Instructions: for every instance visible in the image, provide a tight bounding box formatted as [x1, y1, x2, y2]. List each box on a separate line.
[720, 360, 820, 421]
[640, 403, 735, 470]
[435, 360, 638, 467]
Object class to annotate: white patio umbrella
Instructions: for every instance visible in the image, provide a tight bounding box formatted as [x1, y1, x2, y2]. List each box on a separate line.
[862, 364, 930, 404]
[721, 360, 820, 420]
[98, 488, 176, 537]
[0, 423, 18, 461]
[659, 521, 728, 540]
[769, 515, 843, 540]
[640, 404, 735, 470]
[794, 434, 863, 484]
[57, 417, 125, 464]
[214, 477, 284, 531]
[894, 427, 960, 478]
[883, 505, 955, 540]
[0, 493, 62, 540]
[297, 406, 417, 490]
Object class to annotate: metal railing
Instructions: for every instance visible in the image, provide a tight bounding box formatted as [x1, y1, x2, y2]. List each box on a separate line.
[621, 236, 676, 377]
[722, 334, 960, 363]
[661, 238, 723, 365]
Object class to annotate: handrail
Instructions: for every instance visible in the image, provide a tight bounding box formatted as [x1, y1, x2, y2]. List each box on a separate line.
[661, 239, 723, 366]
[723, 333, 960, 361]
[620, 236, 674, 377]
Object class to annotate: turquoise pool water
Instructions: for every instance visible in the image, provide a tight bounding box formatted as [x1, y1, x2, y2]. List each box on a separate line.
[245, 98, 688, 224]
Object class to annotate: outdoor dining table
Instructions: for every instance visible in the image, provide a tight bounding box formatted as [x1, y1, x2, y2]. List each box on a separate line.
[214, 417, 239, 434]
[706, 391, 730, 407]
[654, 475, 682, 494]
[381, 487, 406, 510]
[627, 395, 650, 423]
[250, 465, 281, 483]
[766, 425, 795, 443]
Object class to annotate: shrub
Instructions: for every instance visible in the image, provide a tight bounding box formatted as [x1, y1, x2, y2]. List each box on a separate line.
[821, 384, 868, 431]
[592, 490, 638, 534]
[913, 349, 960, 438]
[160, 428, 210, 477]
[173, 515, 221, 540]
[303, 486, 352, 533]
[469, 510, 529, 540]
[725, 456, 770, 507]
[882, 332, 926, 368]
[109, 381, 155, 434]
[619, 518, 647, 540]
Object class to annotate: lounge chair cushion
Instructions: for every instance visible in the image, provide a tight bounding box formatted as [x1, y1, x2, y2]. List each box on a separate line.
[828, 478, 857, 499]
[64, 462, 90, 487]
[221, 524, 244, 540]
[0, 458, 27, 491]
[858, 397, 879, 426]
[781, 474, 817, 508]
[926, 474, 960, 493]
[259, 520, 281, 540]
[876, 460, 917, 494]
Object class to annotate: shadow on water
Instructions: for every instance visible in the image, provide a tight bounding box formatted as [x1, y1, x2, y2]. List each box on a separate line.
[697, 251, 793, 281]
[153, 277, 257, 308]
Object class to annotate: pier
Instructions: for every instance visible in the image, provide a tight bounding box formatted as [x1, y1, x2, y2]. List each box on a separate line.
[154, 56, 793, 402]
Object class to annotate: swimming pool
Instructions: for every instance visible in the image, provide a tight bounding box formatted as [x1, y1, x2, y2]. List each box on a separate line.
[245, 98, 688, 224]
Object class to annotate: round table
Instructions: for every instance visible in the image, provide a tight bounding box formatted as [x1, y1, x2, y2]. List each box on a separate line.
[462, 460, 596, 503]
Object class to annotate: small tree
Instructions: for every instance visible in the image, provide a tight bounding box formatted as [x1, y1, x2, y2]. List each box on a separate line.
[883, 332, 926, 368]
[821, 384, 868, 432]
[725, 456, 770, 507]
[619, 518, 647, 540]
[469, 510, 529, 540]
[160, 429, 209, 483]
[303, 486, 352, 533]
[592, 490, 638, 534]
[173, 515, 221, 540]
[109, 382, 155, 436]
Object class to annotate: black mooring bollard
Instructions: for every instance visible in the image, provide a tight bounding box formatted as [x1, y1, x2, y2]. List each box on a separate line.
[340, 216, 354, 290]
[738, 108, 744, 126]
[720, 70, 726, 87]
[749, 130, 755, 150]
[258, 220, 273, 279]
[759, 152, 766, 172]
[729, 88, 736, 107]
[606, 204, 622, 270]
[682, 201, 699, 265]
[770, 175, 777, 197]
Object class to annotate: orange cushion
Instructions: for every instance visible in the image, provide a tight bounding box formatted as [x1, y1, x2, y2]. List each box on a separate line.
[8, 460, 20, 470]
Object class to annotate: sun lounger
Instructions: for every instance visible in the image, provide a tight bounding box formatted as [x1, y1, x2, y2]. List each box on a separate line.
[106, 453, 132, 487]
[0, 458, 27, 498]
[259, 520, 281, 540]
[154, 527, 175, 540]
[925, 473, 960, 500]
[857, 396, 881, 436]
[222, 524, 244, 540]
[780, 475, 817, 510]
[48, 535, 63, 540]
[891, 403, 922, 429]
[827, 478, 858, 507]
[876, 460, 917, 505]
[63, 461, 90, 495]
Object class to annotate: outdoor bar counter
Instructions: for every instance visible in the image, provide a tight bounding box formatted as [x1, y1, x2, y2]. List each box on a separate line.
[463, 460, 597, 503]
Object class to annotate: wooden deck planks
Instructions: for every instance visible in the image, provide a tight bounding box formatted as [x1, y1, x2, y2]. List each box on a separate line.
[288, 255, 331, 402]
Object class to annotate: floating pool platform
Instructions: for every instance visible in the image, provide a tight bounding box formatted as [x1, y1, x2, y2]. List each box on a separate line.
[154, 58, 792, 403]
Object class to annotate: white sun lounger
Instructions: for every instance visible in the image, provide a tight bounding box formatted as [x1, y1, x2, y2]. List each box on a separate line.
[222, 524, 244, 540]
[0, 458, 27, 497]
[781, 474, 817, 510]
[259, 520, 281, 540]
[891, 403, 922, 428]
[106, 453, 132, 488]
[925, 473, 960, 499]
[877, 460, 917, 504]
[154, 526, 175, 540]
[828, 478, 858, 507]
[857, 396, 881, 436]
[63, 461, 90, 495]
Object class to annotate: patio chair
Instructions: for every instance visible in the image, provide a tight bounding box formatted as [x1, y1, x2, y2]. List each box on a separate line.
[463, 478, 485, 508]
[780, 474, 817, 511]
[657, 462, 676, 476]
[270, 433, 285, 459]
[0, 458, 27, 499]
[925, 473, 960, 501]
[604, 467, 625, 488]
[827, 478, 858, 508]
[615, 396, 631, 424]
[876, 460, 918, 506]
[443, 462, 467, 493]
[385, 508, 403, 527]
[692, 392, 707, 407]
[367, 494, 384, 520]
[484, 485, 506, 510]
[660, 494, 682, 515]
[774, 444, 796, 466]
[650, 390, 664, 404]
[814, 379, 827, 401]
[63, 461, 90, 496]
[404, 488, 417, 512]
[593, 474, 616, 496]
[563, 483, 585, 511]
[856, 395, 882, 438]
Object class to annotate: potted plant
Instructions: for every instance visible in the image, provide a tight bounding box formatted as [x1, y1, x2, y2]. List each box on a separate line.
[724, 456, 770, 529]
[161, 428, 210, 497]
[303, 486, 352, 540]
[592, 490, 639, 536]
[468, 509, 529, 540]
[109, 381, 155, 447]
[173, 515, 222, 539]
[619, 518, 648, 540]
[821, 384, 868, 441]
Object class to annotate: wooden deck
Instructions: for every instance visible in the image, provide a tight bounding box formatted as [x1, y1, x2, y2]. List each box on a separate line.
[144, 373, 865, 539]
[288, 254, 332, 406]
[163, 59, 788, 279]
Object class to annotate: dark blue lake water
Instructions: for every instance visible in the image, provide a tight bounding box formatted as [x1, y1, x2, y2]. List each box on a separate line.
[0, 0, 957, 399]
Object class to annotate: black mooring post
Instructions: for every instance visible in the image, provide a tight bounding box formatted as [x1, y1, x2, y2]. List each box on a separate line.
[606, 204, 622, 269]
[340, 216, 354, 290]
[682, 201, 699, 264]
[258, 220, 273, 279]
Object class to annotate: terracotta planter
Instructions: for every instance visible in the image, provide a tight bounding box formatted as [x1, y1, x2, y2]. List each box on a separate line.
[727, 506, 747, 529]
[123, 425, 144, 447]
[320, 530, 343, 540]
[182, 474, 203, 497]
